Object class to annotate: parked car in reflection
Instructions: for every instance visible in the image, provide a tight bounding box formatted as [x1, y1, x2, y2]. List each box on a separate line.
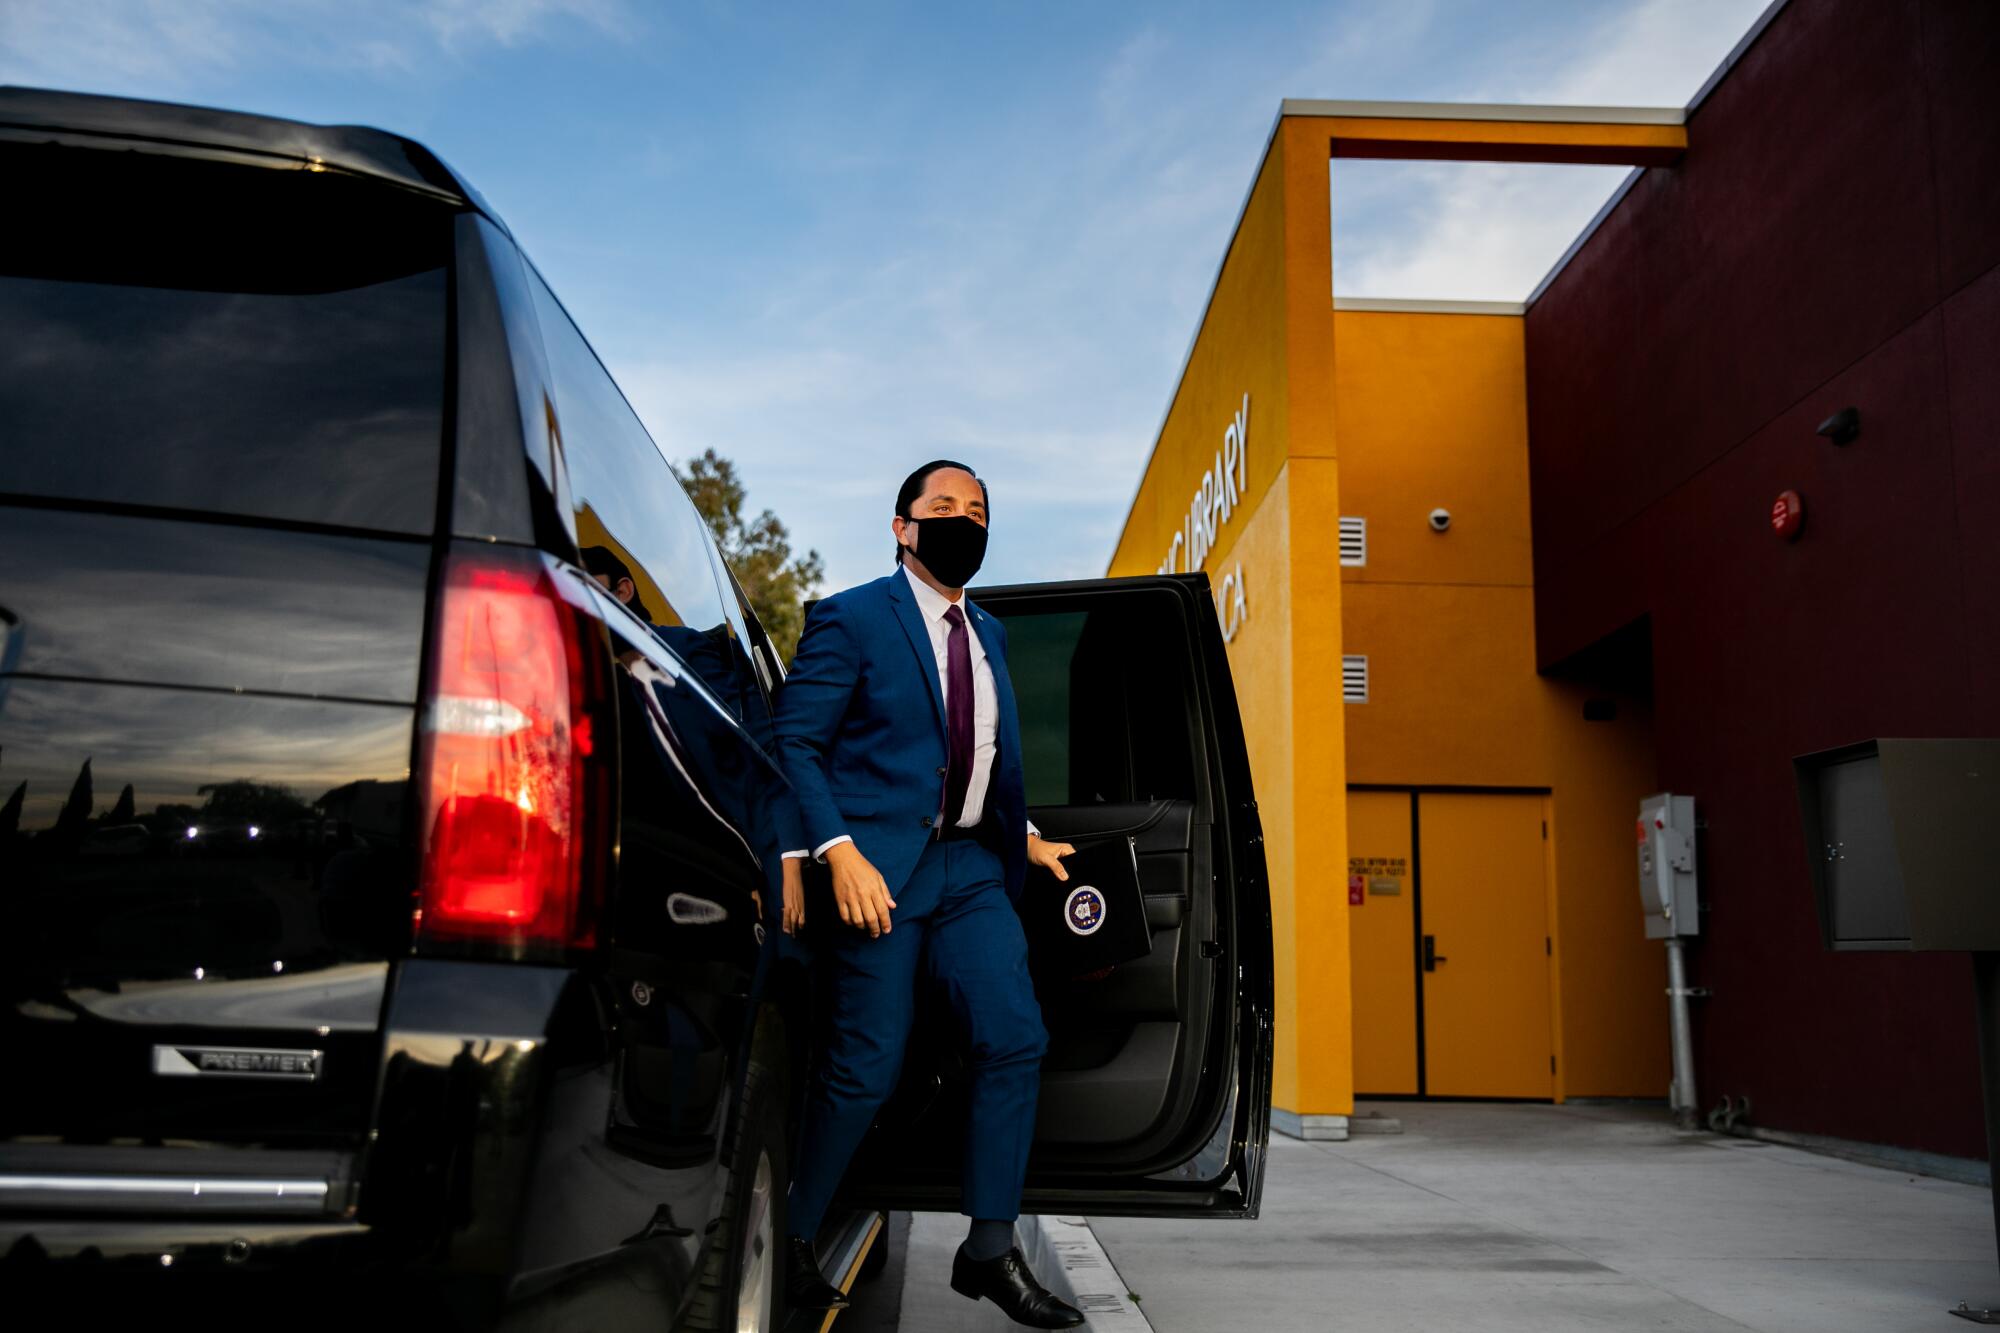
[77, 824, 151, 858]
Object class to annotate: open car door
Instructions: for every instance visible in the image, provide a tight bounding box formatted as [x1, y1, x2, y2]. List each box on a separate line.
[845, 573, 1273, 1218]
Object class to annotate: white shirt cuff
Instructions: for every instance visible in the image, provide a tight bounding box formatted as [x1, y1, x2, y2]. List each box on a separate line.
[781, 850, 808, 859]
[811, 834, 853, 861]
[1027, 820, 1040, 838]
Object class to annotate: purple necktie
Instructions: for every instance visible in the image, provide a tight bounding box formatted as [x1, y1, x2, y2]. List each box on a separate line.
[942, 604, 975, 826]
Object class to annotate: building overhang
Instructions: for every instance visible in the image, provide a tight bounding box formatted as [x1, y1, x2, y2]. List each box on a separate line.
[1283, 98, 1687, 167]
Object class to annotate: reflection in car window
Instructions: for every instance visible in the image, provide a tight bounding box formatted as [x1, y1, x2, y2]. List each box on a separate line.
[709, 556, 784, 751]
[0, 150, 448, 534]
[523, 271, 743, 713]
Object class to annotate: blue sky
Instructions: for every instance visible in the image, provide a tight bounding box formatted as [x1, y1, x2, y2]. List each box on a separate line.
[4, 0, 1770, 591]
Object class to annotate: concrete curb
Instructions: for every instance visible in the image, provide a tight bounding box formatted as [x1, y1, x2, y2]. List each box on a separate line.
[899, 1213, 1153, 1330]
[1036, 1216, 1154, 1330]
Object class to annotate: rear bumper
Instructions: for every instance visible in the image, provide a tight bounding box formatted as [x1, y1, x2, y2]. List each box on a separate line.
[0, 1217, 480, 1328]
[1, 1216, 371, 1271]
[1, 959, 585, 1293]
[0, 1144, 357, 1219]
[0, 1145, 372, 1280]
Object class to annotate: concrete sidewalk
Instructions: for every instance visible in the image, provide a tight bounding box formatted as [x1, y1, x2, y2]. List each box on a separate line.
[1089, 1101, 1998, 1333]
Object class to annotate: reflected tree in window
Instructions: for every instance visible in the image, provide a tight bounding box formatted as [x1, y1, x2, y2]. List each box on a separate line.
[678, 448, 824, 663]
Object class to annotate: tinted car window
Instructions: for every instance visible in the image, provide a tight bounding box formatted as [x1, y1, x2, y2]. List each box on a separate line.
[523, 271, 741, 711]
[0, 149, 448, 534]
[1004, 592, 1199, 806]
[710, 558, 785, 746]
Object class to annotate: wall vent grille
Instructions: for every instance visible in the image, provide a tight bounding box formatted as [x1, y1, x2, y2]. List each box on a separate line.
[1339, 516, 1367, 567]
[1342, 655, 1369, 703]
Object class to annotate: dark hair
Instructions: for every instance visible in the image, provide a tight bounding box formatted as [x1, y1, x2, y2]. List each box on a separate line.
[893, 459, 988, 566]
[580, 544, 654, 622]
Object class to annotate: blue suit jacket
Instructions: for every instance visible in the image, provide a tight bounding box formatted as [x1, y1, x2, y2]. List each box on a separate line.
[773, 570, 1029, 902]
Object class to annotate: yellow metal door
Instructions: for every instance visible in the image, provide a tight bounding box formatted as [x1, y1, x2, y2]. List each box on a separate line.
[1346, 790, 1418, 1095]
[1418, 793, 1554, 1099]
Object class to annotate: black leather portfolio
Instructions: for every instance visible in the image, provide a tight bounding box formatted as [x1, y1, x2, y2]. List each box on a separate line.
[1019, 834, 1151, 978]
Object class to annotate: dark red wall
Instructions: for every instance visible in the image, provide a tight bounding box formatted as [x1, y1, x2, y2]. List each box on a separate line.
[1526, 0, 2000, 1160]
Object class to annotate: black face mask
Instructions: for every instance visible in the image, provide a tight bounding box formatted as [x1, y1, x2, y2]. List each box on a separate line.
[904, 514, 988, 588]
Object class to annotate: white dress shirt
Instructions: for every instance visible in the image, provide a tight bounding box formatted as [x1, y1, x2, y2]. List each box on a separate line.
[785, 564, 1032, 861]
[902, 564, 1001, 830]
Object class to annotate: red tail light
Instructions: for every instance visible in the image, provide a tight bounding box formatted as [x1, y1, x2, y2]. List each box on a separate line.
[414, 547, 610, 959]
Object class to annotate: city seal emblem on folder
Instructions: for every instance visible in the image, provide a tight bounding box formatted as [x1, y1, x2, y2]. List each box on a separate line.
[1064, 885, 1106, 936]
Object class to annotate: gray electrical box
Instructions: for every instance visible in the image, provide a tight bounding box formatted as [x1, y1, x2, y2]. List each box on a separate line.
[1638, 792, 1699, 939]
[1794, 738, 2000, 952]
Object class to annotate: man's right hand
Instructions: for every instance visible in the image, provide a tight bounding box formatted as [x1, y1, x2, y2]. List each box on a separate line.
[826, 841, 898, 938]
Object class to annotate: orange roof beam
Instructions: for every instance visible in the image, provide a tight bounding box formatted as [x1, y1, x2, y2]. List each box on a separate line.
[1282, 99, 1688, 168]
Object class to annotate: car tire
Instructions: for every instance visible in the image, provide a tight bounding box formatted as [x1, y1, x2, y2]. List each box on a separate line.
[683, 1015, 787, 1333]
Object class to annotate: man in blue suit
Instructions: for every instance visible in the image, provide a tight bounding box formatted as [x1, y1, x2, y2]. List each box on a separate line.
[773, 460, 1083, 1328]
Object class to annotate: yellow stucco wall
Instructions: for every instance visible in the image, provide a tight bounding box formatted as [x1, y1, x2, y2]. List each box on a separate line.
[1217, 470, 1298, 1109]
[1340, 582, 1545, 787]
[1334, 310, 1544, 789]
[1276, 116, 1355, 1118]
[1541, 681, 1669, 1096]
[1330, 311, 1534, 590]
[1282, 456, 1353, 1114]
[1315, 114, 1686, 163]
[1108, 127, 1355, 1120]
[1330, 308, 1666, 1098]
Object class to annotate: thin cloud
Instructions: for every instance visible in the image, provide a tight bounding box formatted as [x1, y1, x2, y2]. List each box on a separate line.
[0, 1, 246, 89]
[1331, 0, 1771, 300]
[416, 0, 632, 53]
[0, 0, 633, 91]
[1334, 160, 1634, 300]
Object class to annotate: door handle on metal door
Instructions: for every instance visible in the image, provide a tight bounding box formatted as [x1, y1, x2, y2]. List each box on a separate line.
[1423, 935, 1447, 972]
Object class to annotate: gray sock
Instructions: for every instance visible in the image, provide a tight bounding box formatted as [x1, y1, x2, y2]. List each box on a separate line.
[962, 1217, 1014, 1260]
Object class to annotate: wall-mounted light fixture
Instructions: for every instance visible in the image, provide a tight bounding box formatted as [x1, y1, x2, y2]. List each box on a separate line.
[1815, 406, 1860, 446]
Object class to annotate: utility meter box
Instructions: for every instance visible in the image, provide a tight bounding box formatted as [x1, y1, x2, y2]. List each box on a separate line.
[1638, 793, 1699, 939]
[1793, 738, 2000, 952]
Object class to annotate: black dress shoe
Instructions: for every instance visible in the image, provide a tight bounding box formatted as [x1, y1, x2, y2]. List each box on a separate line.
[785, 1236, 850, 1311]
[950, 1245, 1084, 1329]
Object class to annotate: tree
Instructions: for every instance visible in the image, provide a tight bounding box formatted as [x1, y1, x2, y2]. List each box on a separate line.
[195, 780, 313, 824]
[678, 449, 824, 664]
[53, 758, 92, 836]
[0, 781, 23, 838]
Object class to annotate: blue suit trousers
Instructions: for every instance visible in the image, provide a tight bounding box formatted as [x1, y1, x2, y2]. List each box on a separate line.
[787, 837, 1048, 1238]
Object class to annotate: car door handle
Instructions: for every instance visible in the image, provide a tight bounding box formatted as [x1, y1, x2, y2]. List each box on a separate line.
[666, 892, 728, 926]
[1423, 935, 1447, 972]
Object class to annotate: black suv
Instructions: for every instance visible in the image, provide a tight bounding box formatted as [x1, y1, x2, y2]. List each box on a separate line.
[0, 88, 1272, 1330]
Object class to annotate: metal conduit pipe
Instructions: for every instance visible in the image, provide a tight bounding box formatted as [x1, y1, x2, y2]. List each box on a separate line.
[1666, 937, 1700, 1131]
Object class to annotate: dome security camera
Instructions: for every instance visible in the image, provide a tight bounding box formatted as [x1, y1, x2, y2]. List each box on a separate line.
[1428, 507, 1452, 533]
